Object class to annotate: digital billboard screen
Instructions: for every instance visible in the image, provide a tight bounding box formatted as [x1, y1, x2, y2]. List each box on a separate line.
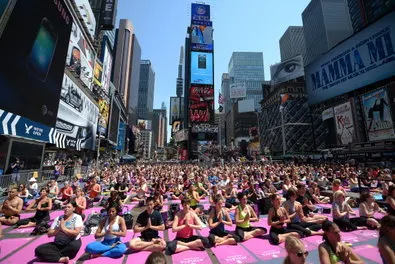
[191, 3, 210, 23]
[191, 23, 213, 51]
[190, 51, 213, 85]
[101, 40, 112, 94]
[0, 0, 72, 127]
[189, 85, 214, 124]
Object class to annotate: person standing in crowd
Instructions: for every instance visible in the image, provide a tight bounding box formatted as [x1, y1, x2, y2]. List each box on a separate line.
[332, 190, 367, 231]
[35, 203, 83, 263]
[9, 157, 22, 182]
[166, 198, 210, 255]
[17, 187, 52, 229]
[283, 236, 309, 264]
[208, 195, 240, 246]
[129, 197, 166, 252]
[0, 187, 23, 225]
[85, 207, 127, 258]
[378, 215, 395, 264]
[318, 220, 364, 264]
[234, 192, 267, 242]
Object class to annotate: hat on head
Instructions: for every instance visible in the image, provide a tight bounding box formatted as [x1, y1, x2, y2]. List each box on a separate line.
[29, 177, 37, 182]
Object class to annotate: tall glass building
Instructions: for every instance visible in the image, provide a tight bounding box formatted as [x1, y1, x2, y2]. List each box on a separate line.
[137, 60, 155, 121]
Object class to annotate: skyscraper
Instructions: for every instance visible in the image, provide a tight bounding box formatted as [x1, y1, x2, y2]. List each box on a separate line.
[347, 0, 395, 33]
[279, 26, 307, 62]
[302, 0, 353, 65]
[128, 34, 142, 126]
[176, 47, 184, 97]
[137, 60, 155, 121]
[153, 109, 167, 149]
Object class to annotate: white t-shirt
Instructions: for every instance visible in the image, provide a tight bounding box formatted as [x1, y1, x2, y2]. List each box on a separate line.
[51, 213, 83, 243]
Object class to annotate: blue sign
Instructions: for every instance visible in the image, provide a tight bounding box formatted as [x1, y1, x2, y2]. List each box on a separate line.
[191, 3, 210, 23]
[117, 122, 126, 151]
[191, 51, 213, 85]
[306, 12, 395, 105]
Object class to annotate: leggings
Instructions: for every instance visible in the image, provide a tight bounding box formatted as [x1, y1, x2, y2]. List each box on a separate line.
[35, 239, 81, 262]
[334, 217, 363, 232]
[287, 222, 322, 237]
[86, 238, 127, 258]
[269, 226, 303, 245]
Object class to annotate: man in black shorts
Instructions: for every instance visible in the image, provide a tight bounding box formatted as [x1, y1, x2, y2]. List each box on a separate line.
[129, 197, 166, 252]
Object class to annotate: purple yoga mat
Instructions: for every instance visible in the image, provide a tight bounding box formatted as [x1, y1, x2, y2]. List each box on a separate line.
[49, 210, 64, 219]
[19, 213, 35, 220]
[302, 235, 324, 246]
[316, 203, 332, 209]
[83, 255, 125, 264]
[211, 244, 258, 263]
[353, 244, 382, 263]
[125, 251, 151, 264]
[8, 227, 34, 234]
[340, 232, 362, 243]
[0, 237, 33, 259]
[242, 238, 287, 260]
[172, 248, 211, 264]
[353, 229, 379, 240]
[198, 228, 210, 236]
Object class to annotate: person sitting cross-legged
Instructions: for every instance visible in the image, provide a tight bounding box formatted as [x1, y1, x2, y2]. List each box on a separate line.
[129, 197, 167, 252]
[85, 206, 127, 258]
[0, 187, 23, 226]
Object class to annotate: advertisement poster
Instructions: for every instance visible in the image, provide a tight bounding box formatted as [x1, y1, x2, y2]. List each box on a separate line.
[56, 74, 99, 150]
[93, 59, 103, 87]
[137, 119, 152, 130]
[191, 51, 213, 85]
[97, 97, 109, 135]
[170, 97, 184, 125]
[191, 3, 210, 23]
[66, 22, 95, 90]
[74, 0, 96, 38]
[191, 22, 213, 51]
[117, 122, 126, 151]
[101, 41, 112, 94]
[230, 82, 247, 99]
[189, 85, 214, 124]
[361, 88, 395, 141]
[0, 0, 72, 127]
[270, 55, 304, 85]
[334, 101, 355, 145]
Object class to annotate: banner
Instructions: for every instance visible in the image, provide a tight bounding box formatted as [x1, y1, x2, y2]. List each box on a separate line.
[230, 82, 247, 99]
[334, 101, 355, 145]
[56, 74, 99, 150]
[270, 55, 304, 85]
[101, 41, 112, 94]
[0, 0, 72, 127]
[97, 97, 109, 135]
[361, 88, 395, 141]
[73, 0, 96, 38]
[93, 59, 103, 87]
[322, 108, 334, 121]
[189, 85, 214, 123]
[306, 12, 395, 104]
[66, 22, 95, 90]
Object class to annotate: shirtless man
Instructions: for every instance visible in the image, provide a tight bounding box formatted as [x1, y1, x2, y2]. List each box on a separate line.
[0, 187, 23, 225]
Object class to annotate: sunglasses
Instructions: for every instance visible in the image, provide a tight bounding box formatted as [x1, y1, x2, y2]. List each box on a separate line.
[296, 251, 309, 257]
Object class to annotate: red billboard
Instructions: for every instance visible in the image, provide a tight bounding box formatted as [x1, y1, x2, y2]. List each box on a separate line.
[189, 85, 214, 124]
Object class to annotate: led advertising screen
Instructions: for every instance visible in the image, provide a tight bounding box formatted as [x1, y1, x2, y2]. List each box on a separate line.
[97, 96, 109, 135]
[191, 51, 213, 85]
[270, 55, 304, 85]
[0, 0, 72, 127]
[191, 3, 210, 23]
[361, 88, 395, 141]
[101, 40, 112, 94]
[66, 22, 95, 91]
[191, 23, 213, 51]
[56, 74, 99, 150]
[189, 85, 214, 124]
[170, 97, 182, 125]
[93, 59, 103, 87]
[334, 101, 356, 145]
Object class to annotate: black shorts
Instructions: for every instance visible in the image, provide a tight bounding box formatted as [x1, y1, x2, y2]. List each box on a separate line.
[209, 229, 241, 243]
[139, 236, 161, 242]
[235, 226, 267, 241]
[5, 214, 20, 219]
[165, 235, 210, 255]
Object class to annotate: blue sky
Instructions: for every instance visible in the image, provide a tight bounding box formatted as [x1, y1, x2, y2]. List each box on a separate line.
[116, 0, 311, 137]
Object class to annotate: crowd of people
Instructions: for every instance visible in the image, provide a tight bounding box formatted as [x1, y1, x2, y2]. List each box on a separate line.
[0, 161, 394, 263]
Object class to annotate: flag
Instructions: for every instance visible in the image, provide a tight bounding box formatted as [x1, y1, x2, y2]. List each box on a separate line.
[218, 92, 225, 105]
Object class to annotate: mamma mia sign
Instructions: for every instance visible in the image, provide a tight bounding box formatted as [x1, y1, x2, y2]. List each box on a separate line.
[306, 12, 395, 105]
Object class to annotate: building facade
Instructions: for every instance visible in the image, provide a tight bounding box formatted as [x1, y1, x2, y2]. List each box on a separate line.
[127, 34, 142, 126]
[279, 26, 307, 62]
[153, 109, 167, 149]
[302, 0, 353, 65]
[140, 130, 152, 159]
[137, 60, 155, 121]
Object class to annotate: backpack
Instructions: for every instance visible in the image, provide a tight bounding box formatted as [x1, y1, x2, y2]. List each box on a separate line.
[31, 221, 50, 235]
[83, 213, 102, 235]
[124, 212, 134, 229]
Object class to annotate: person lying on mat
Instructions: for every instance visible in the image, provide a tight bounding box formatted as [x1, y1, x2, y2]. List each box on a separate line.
[165, 198, 210, 255]
[0, 187, 23, 225]
[284, 236, 309, 264]
[378, 215, 395, 264]
[129, 197, 166, 252]
[234, 192, 267, 242]
[358, 192, 387, 229]
[35, 202, 83, 263]
[268, 194, 302, 245]
[208, 195, 240, 246]
[17, 187, 52, 229]
[85, 206, 127, 258]
[318, 220, 364, 264]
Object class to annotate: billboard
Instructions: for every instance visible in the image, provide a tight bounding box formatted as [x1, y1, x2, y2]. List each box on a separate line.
[172, 120, 181, 133]
[93, 59, 103, 87]
[74, 0, 96, 38]
[66, 22, 95, 91]
[322, 107, 334, 121]
[137, 119, 152, 130]
[97, 97, 109, 135]
[334, 101, 355, 145]
[306, 12, 395, 104]
[117, 122, 126, 151]
[100, 0, 117, 30]
[270, 55, 304, 85]
[191, 3, 210, 23]
[238, 98, 255, 113]
[56, 74, 99, 150]
[191, 23, 213, 51]
[170, 97, 181, 125]
[191, 51, 213, 85]
[0, 0, 72, 127]
[361, 88, 395, 141]
[189, 85, 214, 124]
[101, 40, 112, 94]
[230, 82, 247, 99]
[108, 98, 119, 144]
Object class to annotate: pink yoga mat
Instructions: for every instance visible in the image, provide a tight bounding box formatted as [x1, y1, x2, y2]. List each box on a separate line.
[302, 235, 324, 246]
[83, 255, 125, 264]
[125, 251, 151, 264]
[198, 228, 210, 236]
[353, 244, 382, 263]
[8, 227, 34, 234]
[19, 213, 35, 220]
[172, 248, 211, 264]
[0, 237, 33, 259]
[340, 232, 361, 243]
[73, 235, 102, 261]
[353, 229, 379, 240]
[242, 238, 287, 260]
[211, 244, 258, 263]
[49, 210, 64, 219]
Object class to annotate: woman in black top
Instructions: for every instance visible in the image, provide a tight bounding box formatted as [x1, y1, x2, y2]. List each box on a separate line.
[17, 188, 52, 229]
